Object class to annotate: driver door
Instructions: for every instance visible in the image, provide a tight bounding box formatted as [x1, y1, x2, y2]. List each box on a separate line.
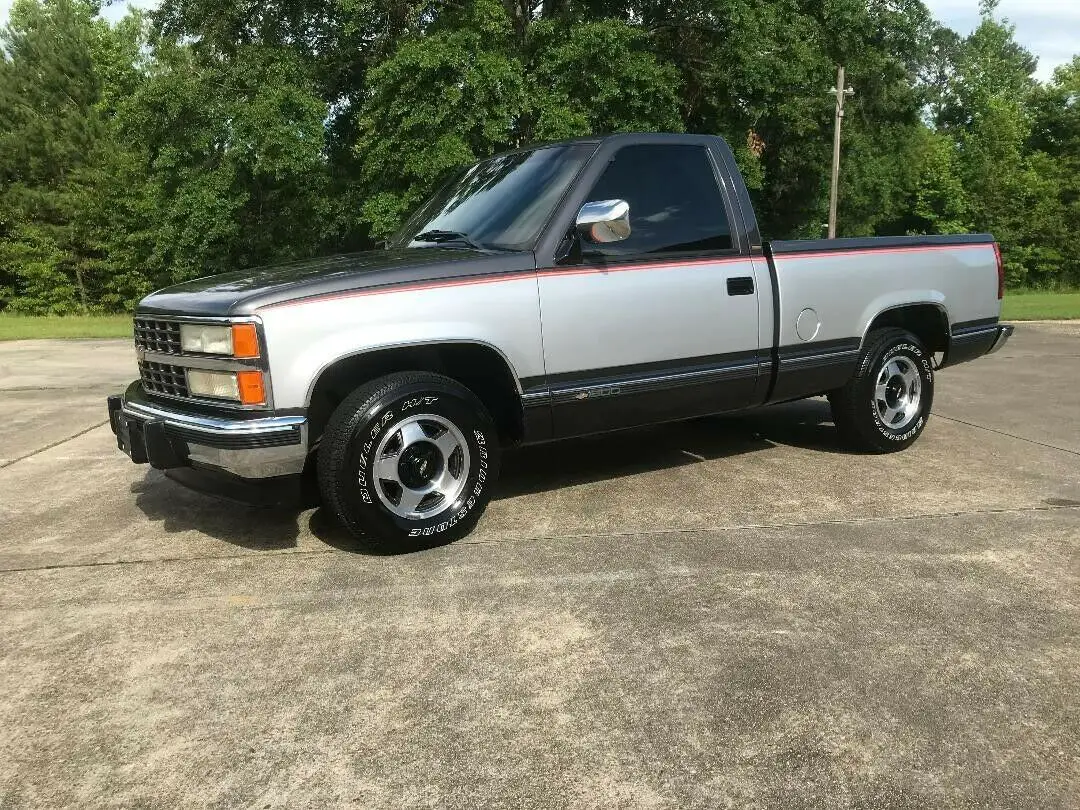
[536, 141, 763, 438]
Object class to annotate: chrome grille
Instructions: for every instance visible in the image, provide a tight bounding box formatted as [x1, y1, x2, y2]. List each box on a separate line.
[134, 318, 182, 355]
[139, 361, 189, 398]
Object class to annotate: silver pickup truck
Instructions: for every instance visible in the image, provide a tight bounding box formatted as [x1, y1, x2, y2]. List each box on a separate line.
[108, 132, 1013, 550]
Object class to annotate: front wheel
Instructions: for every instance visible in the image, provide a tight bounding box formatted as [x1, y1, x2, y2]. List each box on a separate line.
[828, 328, 935, 453]
[317, 371, 501, 552]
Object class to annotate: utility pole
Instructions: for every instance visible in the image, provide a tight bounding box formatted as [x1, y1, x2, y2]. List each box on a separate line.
[827, 66, 854, 239]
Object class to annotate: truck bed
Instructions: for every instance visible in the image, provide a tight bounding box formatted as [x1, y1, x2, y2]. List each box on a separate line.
[761, 233, 1002, 400]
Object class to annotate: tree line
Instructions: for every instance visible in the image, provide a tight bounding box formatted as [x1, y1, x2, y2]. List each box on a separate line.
[1, 0, 1077, 314]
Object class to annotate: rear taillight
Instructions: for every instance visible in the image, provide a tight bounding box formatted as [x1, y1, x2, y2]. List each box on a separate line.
[993, 242, 1004, 299]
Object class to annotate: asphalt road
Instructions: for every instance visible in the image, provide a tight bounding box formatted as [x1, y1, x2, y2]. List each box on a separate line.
[1, 324, 1078, 808]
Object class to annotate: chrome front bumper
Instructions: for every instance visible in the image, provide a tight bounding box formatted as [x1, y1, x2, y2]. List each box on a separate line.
[108, 381, 308, 479]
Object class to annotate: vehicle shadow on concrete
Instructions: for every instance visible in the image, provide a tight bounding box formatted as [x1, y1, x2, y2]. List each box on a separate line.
[497, 397, 846, 498]
[129, 398, 846, 554]
[131, 471, 302, 551]
[721, 397, 851, 452]
[311, 398, 850, 554]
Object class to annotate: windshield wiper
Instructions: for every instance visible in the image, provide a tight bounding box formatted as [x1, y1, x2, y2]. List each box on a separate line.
[411, 229, 486, 250]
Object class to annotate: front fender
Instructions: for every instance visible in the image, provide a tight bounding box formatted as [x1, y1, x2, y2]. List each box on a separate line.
[257, 276, 545, 410]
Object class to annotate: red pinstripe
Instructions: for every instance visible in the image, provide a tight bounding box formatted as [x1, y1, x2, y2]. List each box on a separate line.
[259, 243, 991, 310]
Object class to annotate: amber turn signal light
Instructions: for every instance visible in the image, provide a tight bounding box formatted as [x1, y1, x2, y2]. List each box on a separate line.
[236, 370, 266, 405]
[231, 323, 260, 358]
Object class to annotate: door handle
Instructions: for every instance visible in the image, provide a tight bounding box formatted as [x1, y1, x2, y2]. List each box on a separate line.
[727, 276, 754, 296]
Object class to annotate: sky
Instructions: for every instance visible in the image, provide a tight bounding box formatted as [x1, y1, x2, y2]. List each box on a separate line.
[926, 0, 1078, 80]
[0, 0, 1076, 82]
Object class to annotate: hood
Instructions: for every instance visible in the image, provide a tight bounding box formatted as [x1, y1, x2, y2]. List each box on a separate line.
[136, 247, 535, 317]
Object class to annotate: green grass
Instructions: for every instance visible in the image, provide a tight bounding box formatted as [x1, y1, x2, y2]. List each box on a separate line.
[0, 314, 132, 341]
[1002, 291, 1080, 321]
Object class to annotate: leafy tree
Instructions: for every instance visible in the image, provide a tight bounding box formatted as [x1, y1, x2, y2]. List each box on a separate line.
[907, 128, 971, 235]
[353, 0, 684, 239]
[0, 0, 116, 312]
[112, 40, 333, 280]
[1028, 57, 1080, 287]
[1, 0, 1079, 311]
[525, 18, 683, 142]
[932, 2, 1051, 286]
[353, 0, 526, 238]
[636, 0, 936, 238]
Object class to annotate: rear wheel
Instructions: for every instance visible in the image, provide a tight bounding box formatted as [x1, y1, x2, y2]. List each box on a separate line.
[317, 371, 501, 552]
[828, 328, 935, 453]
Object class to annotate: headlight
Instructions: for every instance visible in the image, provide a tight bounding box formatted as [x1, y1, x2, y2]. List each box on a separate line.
[180, 324, 232, 355]
[179, 323, 260, 357]
[187, 369, 239, 399]
[187, 369, 266, 405]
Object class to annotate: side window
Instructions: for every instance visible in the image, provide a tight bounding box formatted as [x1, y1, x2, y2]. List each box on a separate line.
[581, 144, 733, 258]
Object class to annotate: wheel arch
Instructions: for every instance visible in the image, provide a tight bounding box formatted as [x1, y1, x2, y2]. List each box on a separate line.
[305, 340, 525, 447]
[860, 301, 951, 357]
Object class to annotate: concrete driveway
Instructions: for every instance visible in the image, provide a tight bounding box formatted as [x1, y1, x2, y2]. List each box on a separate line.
[1, 324, 1078, 808]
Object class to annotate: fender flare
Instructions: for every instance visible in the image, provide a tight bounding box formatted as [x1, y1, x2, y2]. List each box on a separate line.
[303, 338, 524, 409]
[858, 298, 950, 350]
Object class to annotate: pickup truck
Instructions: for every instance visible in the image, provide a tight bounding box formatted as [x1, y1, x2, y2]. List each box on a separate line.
[108, 132, 1014, 551]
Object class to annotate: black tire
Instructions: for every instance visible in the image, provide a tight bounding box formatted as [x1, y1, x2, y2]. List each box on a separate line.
[828, 328, 935, 453]
[317, 371, 501, 552]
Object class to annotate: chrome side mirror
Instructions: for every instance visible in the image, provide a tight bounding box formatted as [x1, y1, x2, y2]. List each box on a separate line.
[576, 199, 631, 243]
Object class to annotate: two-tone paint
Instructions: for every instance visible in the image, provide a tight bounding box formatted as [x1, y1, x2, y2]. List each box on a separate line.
[117, 132, 1010, 482]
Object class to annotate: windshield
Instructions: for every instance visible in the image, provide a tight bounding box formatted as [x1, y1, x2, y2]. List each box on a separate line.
[390, 143, 596, 251]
